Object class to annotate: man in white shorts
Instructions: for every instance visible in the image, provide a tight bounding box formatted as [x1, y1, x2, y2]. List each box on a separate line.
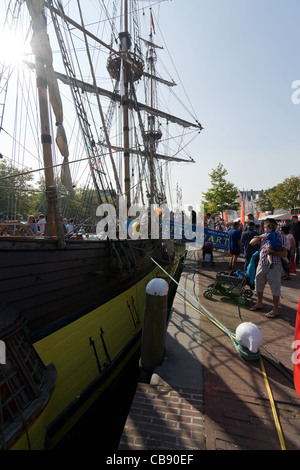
[249, 219, 287, 318]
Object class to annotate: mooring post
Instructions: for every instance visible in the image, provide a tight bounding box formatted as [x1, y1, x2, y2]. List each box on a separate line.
[140, 278, 169, 374]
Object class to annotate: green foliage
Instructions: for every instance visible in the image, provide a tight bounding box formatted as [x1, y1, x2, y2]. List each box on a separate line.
[0, 159, 37, 219]
[1, 158, 299, 227]
[0, 159, 99, 224]
[35, 178, 101, 224]
[256, 176, 300, 213]
[269, 176, 300, 211]
[256, 188, 275, 213]
[202, 163, 240, 216]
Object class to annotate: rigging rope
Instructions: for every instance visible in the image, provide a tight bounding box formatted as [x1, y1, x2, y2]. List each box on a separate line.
[152, 10, 200, 126]
[148, 253, 287, 450]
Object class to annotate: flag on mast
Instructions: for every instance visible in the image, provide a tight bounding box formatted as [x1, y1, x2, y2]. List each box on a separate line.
[150, 10, 156, 35]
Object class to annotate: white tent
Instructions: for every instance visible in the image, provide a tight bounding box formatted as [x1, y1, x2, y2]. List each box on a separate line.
[259, 212, 291, 221]
[273, 213, 292, 220]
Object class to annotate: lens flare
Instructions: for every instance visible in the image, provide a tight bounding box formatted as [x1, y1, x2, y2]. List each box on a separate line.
[0, 30, 27, 66]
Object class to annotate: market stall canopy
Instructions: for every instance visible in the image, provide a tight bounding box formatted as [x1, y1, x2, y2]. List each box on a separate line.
[258, 211, 291, 221]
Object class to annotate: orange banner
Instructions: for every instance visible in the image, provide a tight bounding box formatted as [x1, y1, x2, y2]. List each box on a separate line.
[224, 211, 228, 223]
[293, 298, 300, 400]
[240, 200, 245, 225]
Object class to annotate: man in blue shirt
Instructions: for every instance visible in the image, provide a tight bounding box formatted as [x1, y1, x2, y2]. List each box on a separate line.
[228, 221, 242, 269]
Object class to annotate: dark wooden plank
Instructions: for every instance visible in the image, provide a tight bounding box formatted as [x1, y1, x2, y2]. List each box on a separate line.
[0, 237, 163, 338]
[0, 255, 109, 281]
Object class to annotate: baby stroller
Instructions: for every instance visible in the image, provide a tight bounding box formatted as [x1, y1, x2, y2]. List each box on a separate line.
[203, 270, 253, 305]
[202, 242, 214, 266]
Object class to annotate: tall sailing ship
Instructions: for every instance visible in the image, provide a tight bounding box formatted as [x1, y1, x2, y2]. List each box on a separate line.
[0, 0, 203, 450]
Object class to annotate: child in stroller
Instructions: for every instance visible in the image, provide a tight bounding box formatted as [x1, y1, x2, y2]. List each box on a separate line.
[203, 269, 253, 305]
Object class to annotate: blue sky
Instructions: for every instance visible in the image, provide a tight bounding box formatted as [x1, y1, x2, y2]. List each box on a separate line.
[155, 0, 300, 207]
[1, 0, 299, 212]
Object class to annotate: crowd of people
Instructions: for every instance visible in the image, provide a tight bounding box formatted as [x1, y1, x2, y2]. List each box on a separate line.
[25, 215, 78, 237]
[225, 213, 300, 319]
[26, 213, 46, 235]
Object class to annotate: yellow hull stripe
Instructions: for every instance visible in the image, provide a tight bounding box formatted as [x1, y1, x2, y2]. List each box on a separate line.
[10, 260, 179, 450]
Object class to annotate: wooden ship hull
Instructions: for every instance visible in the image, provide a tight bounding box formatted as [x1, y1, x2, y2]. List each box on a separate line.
[0, 0, 202, 451]
[0, 235, 185, 449]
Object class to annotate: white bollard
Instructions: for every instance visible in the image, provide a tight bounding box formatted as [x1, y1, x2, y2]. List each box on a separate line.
[140, 278, 169, 373]
[236, 322, 263, 353]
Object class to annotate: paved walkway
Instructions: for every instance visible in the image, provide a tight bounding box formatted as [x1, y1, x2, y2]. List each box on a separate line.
[119, 249, 300, 451]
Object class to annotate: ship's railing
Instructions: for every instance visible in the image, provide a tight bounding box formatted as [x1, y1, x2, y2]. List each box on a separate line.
[0, 220, 34, 237]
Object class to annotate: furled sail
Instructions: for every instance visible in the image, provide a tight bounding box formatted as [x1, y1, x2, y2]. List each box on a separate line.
[26, 0, 74, 196]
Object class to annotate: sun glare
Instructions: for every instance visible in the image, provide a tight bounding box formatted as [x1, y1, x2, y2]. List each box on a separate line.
[0, 30, 27, 66]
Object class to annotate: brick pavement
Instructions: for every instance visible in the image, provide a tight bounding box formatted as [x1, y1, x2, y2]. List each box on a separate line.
[118, 384, 205, 450]
[199, 249, 300, 450]
[119, 249, 300, 451]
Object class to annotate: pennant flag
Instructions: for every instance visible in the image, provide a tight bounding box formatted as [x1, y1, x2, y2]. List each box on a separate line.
[294, 298, 300, 400]
[150, 10, 156, 35]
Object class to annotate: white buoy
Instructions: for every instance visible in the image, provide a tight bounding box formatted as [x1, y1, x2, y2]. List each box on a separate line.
[236, 322, 263, 353]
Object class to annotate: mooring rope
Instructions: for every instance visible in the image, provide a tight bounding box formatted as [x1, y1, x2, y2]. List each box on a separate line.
[148, 254, 287, 450]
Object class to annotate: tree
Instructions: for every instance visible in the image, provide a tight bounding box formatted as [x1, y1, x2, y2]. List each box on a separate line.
[270, 176, 300, 211]
[256, 188, 275, 213]
[202, 163, 240, 217]
[35, 177, 97, 223]
[0, 159, 36, 220]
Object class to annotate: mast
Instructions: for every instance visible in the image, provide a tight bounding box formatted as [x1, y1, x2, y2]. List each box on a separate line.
[106, 0, 144, 211]
[145, 15, 162, 205]
[45, 0, 201, 214]
[121, 0, 131, 211]
[26, 0, 65, 245]
[148, 30, 155, 204]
